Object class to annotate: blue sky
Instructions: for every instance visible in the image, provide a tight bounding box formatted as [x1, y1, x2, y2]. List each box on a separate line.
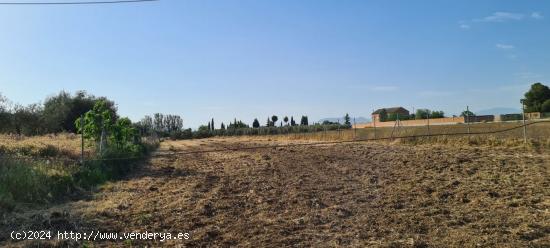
[0, 0, 548, 128]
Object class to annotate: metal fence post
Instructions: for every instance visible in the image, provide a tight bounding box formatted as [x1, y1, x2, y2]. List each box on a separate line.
[353, 117, 357, 139]
[522, 102, 527, 144]
[338, 120, 341, 140]
[466, 106, 471, 137]
[80, 114, 84, 164]
[373, 109, 377, 140]
[427, 112, 430, 136]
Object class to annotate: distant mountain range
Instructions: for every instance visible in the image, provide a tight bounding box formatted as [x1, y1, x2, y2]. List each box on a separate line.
[475, 107, 521, 115]
[318, 117, 370, 124]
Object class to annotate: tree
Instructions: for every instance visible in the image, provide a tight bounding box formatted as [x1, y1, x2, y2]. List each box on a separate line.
[211, 118, 215, 131]
[110, 117, 137, 148]
[461, 110, 475, 117]
[283, 116, 289, 126]
[252, 118, 260, 128]
[153, 113, 165, 132]
[0, 94, 11, 133]
[271, 115, 278, 126]
[541, 99, 550, 112]
[221, 122, 225, 130]
[12, 104, 43, 135]
[266, 117, 272, 127]
[290, 116, 296, 126]
[431, 111, 445, 118]
[415, 109, 430, 120]
[522, 82, 550, 112]
[228, 120, 249, 129]
[300, 116, 308, 126]
[137, 115, 153, 135]
[43, 91, 116, 133]
[344, 113, 351, 127]
[75, 100, 115, 142]
[208, 121, 211, 131]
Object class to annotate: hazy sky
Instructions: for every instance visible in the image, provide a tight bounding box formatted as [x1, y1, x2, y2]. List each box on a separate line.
[0, 0, 548, 128]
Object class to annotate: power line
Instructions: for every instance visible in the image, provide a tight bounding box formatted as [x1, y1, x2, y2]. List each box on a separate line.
[0, 0, 158, 5]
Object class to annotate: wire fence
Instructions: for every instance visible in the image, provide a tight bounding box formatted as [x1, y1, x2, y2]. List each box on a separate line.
[1, 120, 548, 165]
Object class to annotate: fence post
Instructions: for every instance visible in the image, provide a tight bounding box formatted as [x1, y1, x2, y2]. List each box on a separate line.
[390, 114, 398, 140]
[522, 102, 527, 144]
[466, 106, 471, 137]
[99, 126, 105, 154]
[427, 112, 430, 136]
[80, 114, 84, 164]
[373, 109, 377, 140]
[353, 117, 357, 140]
[338, 120, 341, 140]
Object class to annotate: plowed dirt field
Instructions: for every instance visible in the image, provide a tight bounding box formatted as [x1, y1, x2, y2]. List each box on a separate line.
[2, 138, 549, 247]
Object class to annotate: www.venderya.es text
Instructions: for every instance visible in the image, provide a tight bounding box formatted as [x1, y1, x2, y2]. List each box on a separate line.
[10, 230, 190, 242]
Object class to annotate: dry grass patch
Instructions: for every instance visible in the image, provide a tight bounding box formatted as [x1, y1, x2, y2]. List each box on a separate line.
[0, 133, 94, 159]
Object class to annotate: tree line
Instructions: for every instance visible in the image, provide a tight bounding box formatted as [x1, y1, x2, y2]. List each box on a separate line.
[0, 91, 116, 136]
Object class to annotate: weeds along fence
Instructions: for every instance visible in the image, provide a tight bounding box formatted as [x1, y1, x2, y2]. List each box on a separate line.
[280, 120, 550, 148]
[0, 133, 159, 211]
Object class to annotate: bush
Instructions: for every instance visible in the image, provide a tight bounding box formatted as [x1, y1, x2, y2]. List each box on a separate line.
[0, 159, 76, 209]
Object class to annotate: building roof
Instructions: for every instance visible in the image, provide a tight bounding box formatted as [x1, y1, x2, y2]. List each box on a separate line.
[372, 107, 409, 115]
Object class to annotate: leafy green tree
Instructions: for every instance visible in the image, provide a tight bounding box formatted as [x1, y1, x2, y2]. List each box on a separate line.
[110, 117, 137, 148]
[0, 96, 11, 133]
[300, 116, 308, 126]
[522, 82, 550, 112]
[211, 118, 215, 131]
[271, 115, 278, 126]
[284, 116, 289, 126]
[136, 115, 153, 135]
[541, 99, 550, 112]
[266, 117, 272, 127]
[43, 91, 116, 133]
[228, 120, 249, 129]
[460, 110, 475, 117]
[252, 118, 260, 128]
[415, 109, 430, 119]
[153, 113, 164, 132]
[12, 104, 43, 135]
[221, 122, 225, 130]
[344, 113, 351, 127]
[75, 100, 115, 142]
[290, 116, 296, 126]
[431, 111, 445, 118]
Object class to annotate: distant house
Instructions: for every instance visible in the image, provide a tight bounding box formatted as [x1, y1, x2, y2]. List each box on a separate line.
[525, 112, 542, 120]
[372, 107, 409, 122]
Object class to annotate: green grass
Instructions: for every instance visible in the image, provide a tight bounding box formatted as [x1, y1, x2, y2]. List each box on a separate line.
[0, 159, 77, 210]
